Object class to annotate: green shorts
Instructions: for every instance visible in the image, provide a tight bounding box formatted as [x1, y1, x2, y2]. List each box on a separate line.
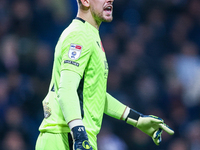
[35, 132, 98, 150]
[35, 132, 73, 150]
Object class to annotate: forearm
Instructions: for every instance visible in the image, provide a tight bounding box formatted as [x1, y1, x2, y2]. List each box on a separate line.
[58, 70, 82, 124]
[58, 70, 92, 149]
[104, 93, 127, 120]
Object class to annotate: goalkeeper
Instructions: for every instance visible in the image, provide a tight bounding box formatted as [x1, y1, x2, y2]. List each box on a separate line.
[35, 0, 174, 149]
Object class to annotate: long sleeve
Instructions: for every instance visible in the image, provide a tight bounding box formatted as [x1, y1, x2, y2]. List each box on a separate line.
[104, 93, 127, 120]
[58, 69, 82, 123]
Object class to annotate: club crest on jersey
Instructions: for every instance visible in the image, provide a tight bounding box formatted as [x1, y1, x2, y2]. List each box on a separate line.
[68, 44, 82, 60]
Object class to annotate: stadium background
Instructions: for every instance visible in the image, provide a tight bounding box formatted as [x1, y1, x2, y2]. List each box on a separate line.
[0, 0, 200, 149]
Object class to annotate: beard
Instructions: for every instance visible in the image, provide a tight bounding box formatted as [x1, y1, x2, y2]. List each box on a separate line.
[91, 8, 113, 25]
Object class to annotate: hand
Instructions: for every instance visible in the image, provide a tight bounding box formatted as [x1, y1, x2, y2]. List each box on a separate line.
[135, 115, 174, 145]
[71, 126, 93, 150]
[124, 108, 174, 145]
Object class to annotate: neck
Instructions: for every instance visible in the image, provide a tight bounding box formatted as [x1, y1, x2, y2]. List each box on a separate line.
[77, 9, 101, 30]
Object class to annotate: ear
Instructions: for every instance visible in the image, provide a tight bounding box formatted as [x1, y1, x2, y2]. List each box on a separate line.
[80, 0, 90, 7]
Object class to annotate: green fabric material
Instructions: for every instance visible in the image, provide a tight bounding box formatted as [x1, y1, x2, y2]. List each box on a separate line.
[58, 70, 82, 123]
[104, 93, 126, 120]
[39, 18, 108, 141]
[35, 132, 70, 150]
[35, 131, 98, 150]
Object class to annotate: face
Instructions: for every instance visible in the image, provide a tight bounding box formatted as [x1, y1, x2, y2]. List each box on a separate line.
[90, 0, 114, 24]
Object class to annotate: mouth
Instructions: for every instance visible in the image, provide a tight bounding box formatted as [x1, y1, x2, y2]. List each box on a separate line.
[103, 5, 113, 14]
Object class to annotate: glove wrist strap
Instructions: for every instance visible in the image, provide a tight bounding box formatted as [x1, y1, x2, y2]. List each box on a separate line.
[125, 108, 142, 127]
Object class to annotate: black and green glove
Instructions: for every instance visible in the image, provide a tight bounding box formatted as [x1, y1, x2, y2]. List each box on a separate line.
[125, 109, 174, 145]
[71, 126, 93, 150]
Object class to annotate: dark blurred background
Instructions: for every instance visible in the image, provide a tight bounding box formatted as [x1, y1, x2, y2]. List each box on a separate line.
[0, 0, 200, 149]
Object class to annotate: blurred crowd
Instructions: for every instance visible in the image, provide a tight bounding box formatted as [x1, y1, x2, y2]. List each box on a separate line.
[0, 0, 200, 149]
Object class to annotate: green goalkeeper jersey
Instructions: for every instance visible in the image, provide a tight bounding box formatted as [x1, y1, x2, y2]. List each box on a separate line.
[39, 18, 109, 136]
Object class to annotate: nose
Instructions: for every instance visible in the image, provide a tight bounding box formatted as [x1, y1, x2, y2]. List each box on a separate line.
[107, 0, 114, 4]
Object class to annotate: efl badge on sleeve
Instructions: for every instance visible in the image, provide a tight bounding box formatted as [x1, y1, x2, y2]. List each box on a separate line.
[68, 44, 82, 60]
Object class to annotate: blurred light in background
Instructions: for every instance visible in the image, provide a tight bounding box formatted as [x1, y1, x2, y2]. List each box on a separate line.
[0, 0, 200, 150]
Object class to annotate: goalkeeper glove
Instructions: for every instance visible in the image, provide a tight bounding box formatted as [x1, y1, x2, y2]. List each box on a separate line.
[70, 122, 93, 150]
[125, 108, 174, 145]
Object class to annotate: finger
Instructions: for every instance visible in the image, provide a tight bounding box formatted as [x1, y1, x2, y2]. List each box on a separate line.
[159, 123, 174, 135]
[148, 115, 163, 124]
[152, 129, 162, 145]
[153, 128, 163, 139]
[153, 136, 162, 146]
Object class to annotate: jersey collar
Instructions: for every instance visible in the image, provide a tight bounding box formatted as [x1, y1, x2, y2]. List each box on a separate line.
[75, 17, 85, 23]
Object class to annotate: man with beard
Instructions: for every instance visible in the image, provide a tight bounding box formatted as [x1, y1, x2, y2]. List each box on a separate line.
[35, 0, 174, 149]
